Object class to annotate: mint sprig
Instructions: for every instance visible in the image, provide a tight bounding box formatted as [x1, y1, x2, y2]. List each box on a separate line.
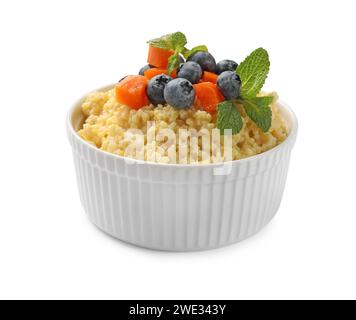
[217, 48, 273, 134]
[147, 32, 208, 75]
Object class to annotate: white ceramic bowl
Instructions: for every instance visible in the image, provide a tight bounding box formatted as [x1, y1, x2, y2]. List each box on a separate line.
[67, 84, 298, 251]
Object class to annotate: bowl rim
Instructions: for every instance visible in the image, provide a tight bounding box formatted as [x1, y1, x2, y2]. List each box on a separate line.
[67, 84, 298, 168]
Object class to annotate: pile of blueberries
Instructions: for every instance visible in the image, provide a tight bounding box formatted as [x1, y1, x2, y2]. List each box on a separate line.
[139, 52, 242, 109]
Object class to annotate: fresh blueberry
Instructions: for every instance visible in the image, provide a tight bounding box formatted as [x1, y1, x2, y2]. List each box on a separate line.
[147, 74, 173, 105]
[216, 59, 238, 74]
[177, 61, 202, 84]
[217, 71, 242, 100]
[164, 78, 195, 109]
[187, 51, 216, 73]
[139, 64, 153, 76]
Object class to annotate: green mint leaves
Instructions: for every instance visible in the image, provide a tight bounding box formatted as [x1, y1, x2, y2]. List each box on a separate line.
[238, 97, 272, 132]
[217, 101, 243, 134]
[237, 48, 270, 98]
[147, 32, 208, 75]
[147, 32, 187, 51]
[167, 54, 181, 75]
[217, 48, 273, 134]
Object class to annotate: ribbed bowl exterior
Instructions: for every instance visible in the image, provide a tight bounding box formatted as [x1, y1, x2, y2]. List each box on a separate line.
[67, 89, 297, 251]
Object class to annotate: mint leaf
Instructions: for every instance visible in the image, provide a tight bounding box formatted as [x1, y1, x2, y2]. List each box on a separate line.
[239, 97, 272, 132]
[217, 101, 243, 135]
[252, 95, 274, 107]
[170, 32, 187, 51]
[147, 32, 187, 51]
[167, 54, 180, 75]
[183, 45, 208, 59]
[236, 48, 270, 98]
[147, 34, 172, 50]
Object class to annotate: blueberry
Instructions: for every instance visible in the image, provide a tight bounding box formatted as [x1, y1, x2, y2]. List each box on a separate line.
[187, 51, 216, 73]
[217, 71, 242, 100]
[147, 74, 173, 105]
[164, 78, 195, 109]
[216, 59, 238, 75]
[177, 61, 202, 84]
[139, 64, 153, 76]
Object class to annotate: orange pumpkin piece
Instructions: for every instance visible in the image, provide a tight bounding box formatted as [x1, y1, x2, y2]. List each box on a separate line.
[144, 68, 177, 80]
[147, 45, 174, 69]
[193, 82, 225, 113]
[115, 75, 149, 110]
[202, 71, 218, 84]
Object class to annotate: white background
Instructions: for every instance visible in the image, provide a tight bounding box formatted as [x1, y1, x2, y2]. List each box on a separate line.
[0, 0, 355, 300]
